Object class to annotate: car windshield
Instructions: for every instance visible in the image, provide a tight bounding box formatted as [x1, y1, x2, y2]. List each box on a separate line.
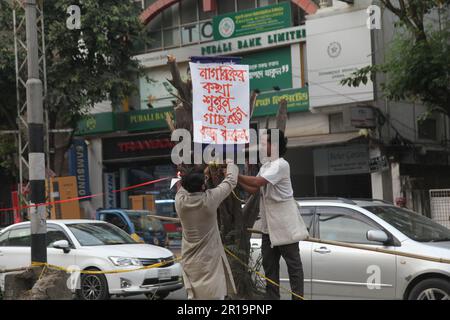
[126, 211, 164, 233]
[68, 223, 137, 246]
[364, 206, 450, 242]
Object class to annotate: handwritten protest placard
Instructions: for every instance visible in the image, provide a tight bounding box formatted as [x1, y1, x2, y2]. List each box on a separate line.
[190, 62, 250, 144]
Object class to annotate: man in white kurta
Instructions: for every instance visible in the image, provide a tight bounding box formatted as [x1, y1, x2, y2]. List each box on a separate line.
[175, 163, 238, 300]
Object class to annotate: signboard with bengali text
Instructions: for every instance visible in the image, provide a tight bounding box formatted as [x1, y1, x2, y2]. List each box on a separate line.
[190, 62, 250, 144]
[213, 2, 292, 40]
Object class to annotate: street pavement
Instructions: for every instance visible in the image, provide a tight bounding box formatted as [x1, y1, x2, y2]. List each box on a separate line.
[113, 246, 290, 300]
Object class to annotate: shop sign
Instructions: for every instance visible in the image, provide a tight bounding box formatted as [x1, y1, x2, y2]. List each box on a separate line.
[213, 2, 292, 40]
[253, 88, 309, 117]
[103, 132, 175, 161]
[125, 107, 174, 132]
[201, 26, 305, 56]
[136, 25, 306, 68]
[75, 112, 116, 136]
[103, 172, 117, 209]
[182, 21, 213, 44]
[241, 46, 292, 92]
[314, 145, 369, 177]
[68, 139, 91, 200]
[369, 155, 389, 173]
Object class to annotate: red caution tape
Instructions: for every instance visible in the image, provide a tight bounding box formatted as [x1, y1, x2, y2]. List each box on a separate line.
[0, 177, 171, 213]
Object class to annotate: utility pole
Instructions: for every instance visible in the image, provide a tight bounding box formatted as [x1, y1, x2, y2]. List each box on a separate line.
[25, 0, 47, 263]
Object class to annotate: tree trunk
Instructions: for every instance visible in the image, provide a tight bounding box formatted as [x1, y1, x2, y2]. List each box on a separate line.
[166, 57, 288, 298]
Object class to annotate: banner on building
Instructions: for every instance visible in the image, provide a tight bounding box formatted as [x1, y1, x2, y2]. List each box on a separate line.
[190, 62, 250, 144]
[103, 173, 117, 209]
[253, 87, 309, 117]
[213, 2, 292, 40]
[68, 139, 91, 200]
[242, 46, 292, 92]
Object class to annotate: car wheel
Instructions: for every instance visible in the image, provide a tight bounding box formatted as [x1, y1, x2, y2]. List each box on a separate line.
[77, 271, 110, 300]
[145, 291, 170, 300]
[408, 278, 450, 300]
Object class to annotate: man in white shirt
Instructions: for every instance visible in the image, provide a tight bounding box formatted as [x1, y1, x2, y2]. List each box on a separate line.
[238, 129, 308, 300]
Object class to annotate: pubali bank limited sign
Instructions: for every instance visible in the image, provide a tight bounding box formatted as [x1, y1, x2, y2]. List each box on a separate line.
[136, 25, 306, 68]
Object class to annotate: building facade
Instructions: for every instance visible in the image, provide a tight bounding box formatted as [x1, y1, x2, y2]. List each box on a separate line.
[74, 0, 450, 220]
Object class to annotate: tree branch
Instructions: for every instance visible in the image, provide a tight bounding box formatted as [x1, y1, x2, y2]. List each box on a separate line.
[167, 55, 191, 109]
[276, 98, 288, 132]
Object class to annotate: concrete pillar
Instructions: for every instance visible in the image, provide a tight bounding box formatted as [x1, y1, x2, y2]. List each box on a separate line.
[391, 161, 402, 204]
[120, 168, 128, 209]
[87, 138, 104, 213]
[370, 147, 393, 202]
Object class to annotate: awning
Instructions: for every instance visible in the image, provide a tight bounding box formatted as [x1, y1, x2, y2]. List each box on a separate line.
[287, 131, 363, 148]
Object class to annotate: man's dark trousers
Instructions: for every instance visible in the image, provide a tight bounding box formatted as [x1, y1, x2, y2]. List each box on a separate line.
[261, 233, 304, 300]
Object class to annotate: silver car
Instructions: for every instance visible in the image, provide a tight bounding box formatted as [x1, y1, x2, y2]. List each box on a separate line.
[250, 199, 450, 300]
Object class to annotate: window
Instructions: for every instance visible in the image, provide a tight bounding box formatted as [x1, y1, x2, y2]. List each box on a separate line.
[146, 13, 162, 50]
[126, 211, 164, 233]
[258, 0, 277, 7]
[68, 223, 136, 246]
[418, 118, 437, 140]
[218, 0, 236, 14]
[46, 227, 70, 248]
[148, 30, 162, 50]
[181, 0, 198, 24]
[365, 206, 450, 242]
[8, 228, 31, 247]
[317, 207, 382, 244]
[163, 4, 179, 28]
[199, 0, 215, 20]
[103, 213, 129, 233]
[329, 113, 344, 133]
[163, 28, 181, 47]
[238, 0, 256, 11]
[299, 206, 315, 233]
[0, 231, 9, 246]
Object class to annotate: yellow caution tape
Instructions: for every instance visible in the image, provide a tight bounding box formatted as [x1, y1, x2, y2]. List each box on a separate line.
[231, 190, 245, 203]
[30, 256, 181, 275]
[224, 247, 305, 300]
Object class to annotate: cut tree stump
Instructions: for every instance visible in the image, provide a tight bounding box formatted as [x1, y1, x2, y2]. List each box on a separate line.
[3, 266, 73, 300]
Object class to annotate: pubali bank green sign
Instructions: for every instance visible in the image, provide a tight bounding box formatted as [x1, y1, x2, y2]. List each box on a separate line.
[75, 112, 116, 136]
[253, 88, 309, 117]
[213, 2, 292, 41]
[201, 25, 305, 56]
[126, 107, 174, 132]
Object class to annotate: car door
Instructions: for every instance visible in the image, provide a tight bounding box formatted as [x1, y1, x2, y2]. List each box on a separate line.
[311, 206, 397, 300]
[0, 227, 32, 270]
[278, 206, 314, 300]
[46, 224, 76, 268]
[250, 206, 315, 300]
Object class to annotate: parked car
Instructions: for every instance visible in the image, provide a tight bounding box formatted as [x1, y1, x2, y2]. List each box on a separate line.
[250, 198, 450, 300]
[96, 209, 168, 247]
[0, 220, 183, 300]
[155, 200, 182, 248]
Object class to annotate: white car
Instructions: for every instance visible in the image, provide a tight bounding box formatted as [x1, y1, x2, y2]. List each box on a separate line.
[0, 220, 183, 300]
[251, 199, 450, 300]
